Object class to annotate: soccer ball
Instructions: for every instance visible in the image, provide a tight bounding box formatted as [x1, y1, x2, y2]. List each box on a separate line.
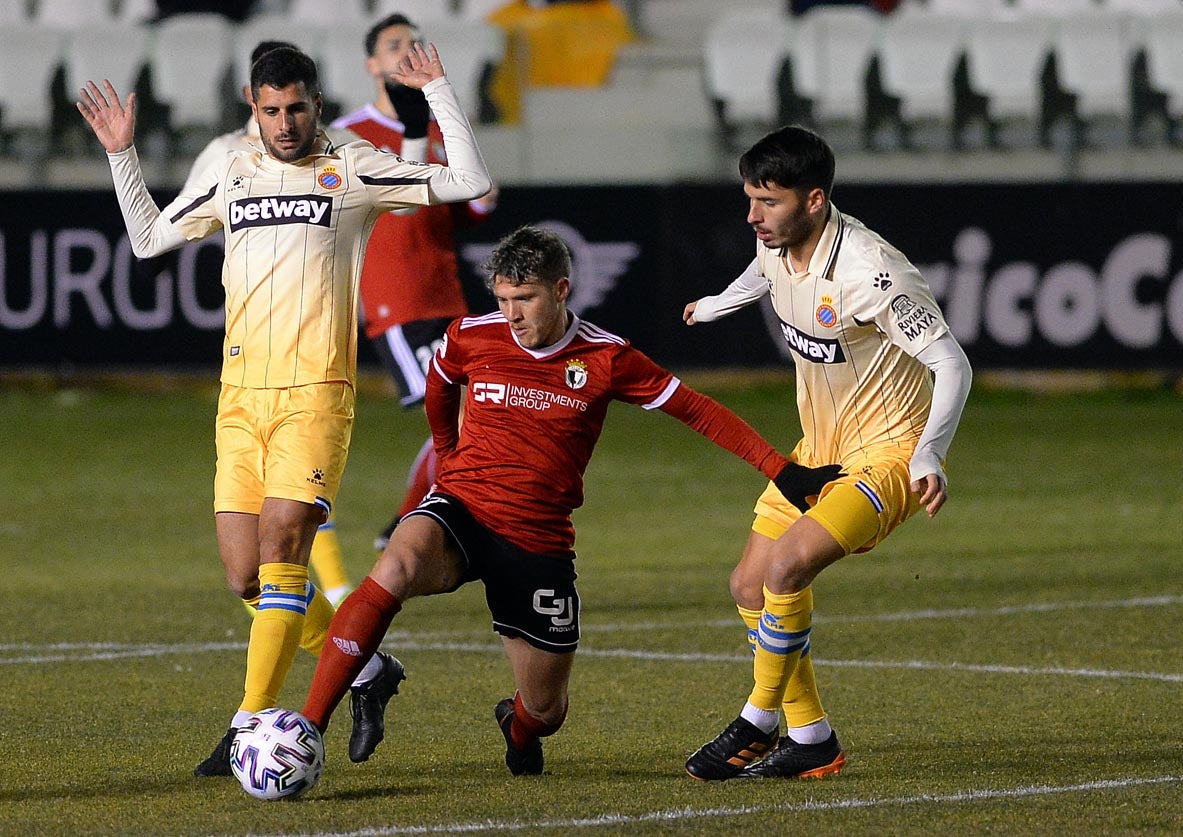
[229, 708, 325, 801]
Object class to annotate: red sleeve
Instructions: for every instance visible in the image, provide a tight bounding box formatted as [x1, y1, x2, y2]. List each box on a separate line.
[658, 384, 789, 480]
[425, 325, 464, 459]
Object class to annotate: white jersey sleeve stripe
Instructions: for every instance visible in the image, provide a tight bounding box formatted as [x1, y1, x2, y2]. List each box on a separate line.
[642, 376, 681, 411]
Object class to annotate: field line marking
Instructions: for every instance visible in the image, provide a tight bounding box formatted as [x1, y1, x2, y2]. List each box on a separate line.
[239, 774, 1183, 836]
[5, 638, 1180, 683]
[581, 593, 1183, 633]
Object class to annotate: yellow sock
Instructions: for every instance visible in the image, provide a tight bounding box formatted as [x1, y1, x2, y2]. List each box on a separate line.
[737, 604, 761, 654]
[748, 585, 813, 712]
[239, 586, 331, 656]
[300, 583, 335, 657]
[240, 562, 308, 714]
[309, 516, 351, 606]
[783, 651, 826, 728]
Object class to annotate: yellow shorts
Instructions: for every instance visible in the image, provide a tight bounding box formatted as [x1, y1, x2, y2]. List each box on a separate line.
[752, 440, 923, 555]
[213, 381, 355, 517]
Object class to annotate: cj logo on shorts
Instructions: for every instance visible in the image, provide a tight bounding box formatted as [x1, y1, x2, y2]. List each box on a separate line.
[533, 589, 575, 631]
[228, 195, 332, 232]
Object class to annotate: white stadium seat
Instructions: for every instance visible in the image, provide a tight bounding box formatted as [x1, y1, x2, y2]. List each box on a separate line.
[372, 0, 456, 23]
[0, 24, 66, 131]
[289, 0, 369, 24]
[149, 13, 234, 131]
[233, 14, 327, 84]
[1137, 10, 1183, 122]
[318, 23, 378, 117]
[962, 14, 1055, 144]
[34, 0, 116, 27]
[0, 0, 29, 24]
[703, 7, 792, 132]
[1049, 9, 1136, 143]
[877, 11, 965, 130]
[787, 5, 881, 132]
[62, 23, 151, 111]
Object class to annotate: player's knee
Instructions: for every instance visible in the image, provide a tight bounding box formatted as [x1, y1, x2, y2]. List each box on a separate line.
[225, 569, 260, 600]
[767, 541, 818, 594]
[729, 564, 765, 609]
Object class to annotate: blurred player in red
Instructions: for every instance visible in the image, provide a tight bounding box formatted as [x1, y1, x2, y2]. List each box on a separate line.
[300, 225, 842, 775]
[332, 12, 498, 552]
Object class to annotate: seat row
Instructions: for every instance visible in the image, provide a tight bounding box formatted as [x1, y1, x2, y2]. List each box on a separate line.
[0, 11, 506, 156]
[0, 0, 510, 26]
[704, 2, 1183, 150]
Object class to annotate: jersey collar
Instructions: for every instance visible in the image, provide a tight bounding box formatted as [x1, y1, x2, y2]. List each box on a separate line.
[511, 311, 582, 358]
[805, 202, 844, 281]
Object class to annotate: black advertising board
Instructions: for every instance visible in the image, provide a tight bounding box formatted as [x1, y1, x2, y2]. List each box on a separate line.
[3, 183, 1182, 370]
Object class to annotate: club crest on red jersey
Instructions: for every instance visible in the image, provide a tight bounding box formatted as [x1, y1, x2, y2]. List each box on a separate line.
[565, 359, 588, 390]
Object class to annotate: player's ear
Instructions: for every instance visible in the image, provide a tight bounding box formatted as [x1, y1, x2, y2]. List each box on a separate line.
[555, 277, 571, 304]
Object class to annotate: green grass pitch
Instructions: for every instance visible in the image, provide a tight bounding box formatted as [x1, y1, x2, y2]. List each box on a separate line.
[1, 372, 1180, 835]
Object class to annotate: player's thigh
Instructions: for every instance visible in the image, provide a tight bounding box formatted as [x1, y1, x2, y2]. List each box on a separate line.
[263, 382, 355, 516]
[810, 454, 920, 554]
[214, 384, 266, 515]
[370, 512, 468, 599]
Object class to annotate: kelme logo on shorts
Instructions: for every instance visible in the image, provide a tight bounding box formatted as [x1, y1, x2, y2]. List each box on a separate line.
[228, 194, 332, 232]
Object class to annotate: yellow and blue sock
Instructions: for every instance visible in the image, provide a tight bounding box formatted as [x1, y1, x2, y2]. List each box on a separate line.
[240, 562, 310, 714]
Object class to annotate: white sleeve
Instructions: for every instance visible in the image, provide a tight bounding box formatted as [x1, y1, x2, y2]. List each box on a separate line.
[107, 146, 189, 258]
[420, 76, 491, 203]
[910, 333, 972, 484]
[691, 258, 768, 323]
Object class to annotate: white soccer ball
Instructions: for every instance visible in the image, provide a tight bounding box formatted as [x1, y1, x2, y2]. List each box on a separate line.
[229, 708, 325, 801]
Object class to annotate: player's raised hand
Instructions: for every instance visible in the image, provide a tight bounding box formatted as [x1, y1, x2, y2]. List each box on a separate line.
[390, 42, 445, 90]
[683, 300, 700, 325]
[77, 80, 136, 153]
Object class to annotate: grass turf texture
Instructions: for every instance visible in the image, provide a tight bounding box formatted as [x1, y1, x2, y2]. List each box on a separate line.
[1, 373, 1180, 835]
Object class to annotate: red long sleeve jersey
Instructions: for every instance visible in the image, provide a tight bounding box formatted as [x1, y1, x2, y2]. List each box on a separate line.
[426, 312, 789, 556]
[332, 105, 492, 337]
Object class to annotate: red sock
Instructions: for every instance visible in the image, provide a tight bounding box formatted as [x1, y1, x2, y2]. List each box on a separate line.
[510, 691, 566, 749]
[302, 577, 401, 730]
[397, 438, 438, 518]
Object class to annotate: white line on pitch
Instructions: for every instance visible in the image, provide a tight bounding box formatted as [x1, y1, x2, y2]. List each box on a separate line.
[241, 774, 1183, 837]
[4, 637, 1181, 684]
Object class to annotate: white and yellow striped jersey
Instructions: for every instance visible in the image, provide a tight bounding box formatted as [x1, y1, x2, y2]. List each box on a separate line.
[695, 204, 951, 466]
[107, 76, 490, 390]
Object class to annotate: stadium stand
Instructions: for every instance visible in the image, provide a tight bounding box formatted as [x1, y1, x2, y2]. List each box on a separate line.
[2, 0, 1182, 187]
[148, 12, 235, 149]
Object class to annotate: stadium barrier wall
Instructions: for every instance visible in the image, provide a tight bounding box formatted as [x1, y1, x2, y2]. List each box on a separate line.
[2, 183, 1181, 370]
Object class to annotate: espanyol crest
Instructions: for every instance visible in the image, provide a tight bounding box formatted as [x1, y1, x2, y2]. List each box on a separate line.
[565, 359, 588, 390]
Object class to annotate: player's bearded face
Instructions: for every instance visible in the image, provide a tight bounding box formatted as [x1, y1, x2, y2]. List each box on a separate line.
[745, 181, 820, 251]
[253, 83, 322, 163]
[494, 276, 571, 350]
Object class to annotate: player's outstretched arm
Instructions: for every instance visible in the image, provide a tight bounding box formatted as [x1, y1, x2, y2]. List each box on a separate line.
[77, 80, 135, 153]
[384, 43, 491, 204]
[683, 258, 768, 324]
[78, 79, 188, 258]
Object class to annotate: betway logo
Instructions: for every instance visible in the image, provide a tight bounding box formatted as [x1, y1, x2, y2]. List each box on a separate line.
[780, 322, 846, 364]
[228, 195, 331, 232]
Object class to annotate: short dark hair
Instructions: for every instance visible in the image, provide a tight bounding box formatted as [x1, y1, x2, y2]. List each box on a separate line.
[482, 226, 572, 291]
[250, 46, 320, 99]
[739, 125, 835, 197]
[250, 40, 297, 68]
[365, 13, 422, 56]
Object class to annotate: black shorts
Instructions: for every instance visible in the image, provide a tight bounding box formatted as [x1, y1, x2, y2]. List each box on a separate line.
[370, 317, 453, 408]
[405, 492, 581, 653]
